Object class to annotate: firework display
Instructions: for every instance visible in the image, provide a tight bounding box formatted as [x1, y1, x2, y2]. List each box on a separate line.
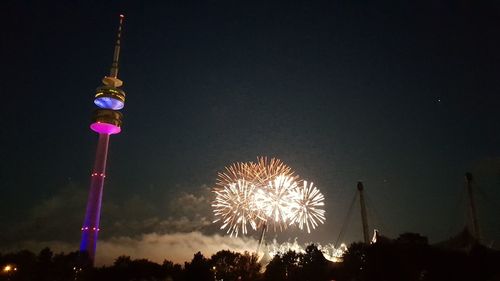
[254, 175, 297, 231]
[289, 180, 326, 233]
[212, 157, 326, 237]
[212, 179, 263, 236]
[216, 161, 256, 188]
[253, 157, 297, 185]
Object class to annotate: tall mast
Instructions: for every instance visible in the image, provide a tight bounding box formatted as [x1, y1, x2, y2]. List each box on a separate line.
[102, 14, 125, 88]
[110, 14, 124, 79]
[357, 182, 370, 244]
[256, 222, 268, 257]
[465, 173, 480, 241]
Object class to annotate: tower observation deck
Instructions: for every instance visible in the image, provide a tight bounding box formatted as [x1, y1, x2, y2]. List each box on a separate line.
[80, 14, 126, 264]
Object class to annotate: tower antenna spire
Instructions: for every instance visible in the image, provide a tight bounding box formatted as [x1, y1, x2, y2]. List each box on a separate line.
[102, 14, 125, 88]
[110, 14, 124, 79]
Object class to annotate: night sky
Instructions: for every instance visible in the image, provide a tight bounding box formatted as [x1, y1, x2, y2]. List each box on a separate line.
[1, 1, 500, 262]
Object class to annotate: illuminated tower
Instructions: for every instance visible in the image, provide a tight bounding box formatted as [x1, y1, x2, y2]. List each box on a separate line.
[80, 14, 126, 263]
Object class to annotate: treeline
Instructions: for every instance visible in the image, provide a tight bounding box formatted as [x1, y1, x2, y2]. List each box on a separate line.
[1, 234, 500, 281]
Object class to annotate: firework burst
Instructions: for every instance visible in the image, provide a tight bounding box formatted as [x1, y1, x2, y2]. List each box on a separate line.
[253, 157, 297, 185]
[212, 179, 265, 236]
[289, 180, 326, 233]
[216, 162, 257, 188]
[254, 174, 297, 231]
[212, 157, 326, 237]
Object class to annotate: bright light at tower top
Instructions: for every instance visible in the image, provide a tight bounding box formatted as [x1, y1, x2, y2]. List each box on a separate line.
[212, 157, 326, 237]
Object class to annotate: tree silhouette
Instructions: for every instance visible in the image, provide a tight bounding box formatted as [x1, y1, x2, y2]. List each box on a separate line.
[210, 250, 260, 281]
[162, 260, 183, 281]
[281, 250, 302, 281]
[264, 250, 304, 281]
[0, 243, 499, 281]
[36, 248, 53, 281]
[299, 244, 329, 281]
[184, 252, 213, 281]
[264, 254, 286, 281]
[234, 251, 260, 281]
[341, 242, 367, 281]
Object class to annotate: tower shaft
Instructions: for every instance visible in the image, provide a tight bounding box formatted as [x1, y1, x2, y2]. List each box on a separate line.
[357, 182, 370, 244]
[80, 133, 110, 263]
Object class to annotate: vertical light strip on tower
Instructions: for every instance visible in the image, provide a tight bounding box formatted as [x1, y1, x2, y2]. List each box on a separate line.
[80, 14, 126, 264]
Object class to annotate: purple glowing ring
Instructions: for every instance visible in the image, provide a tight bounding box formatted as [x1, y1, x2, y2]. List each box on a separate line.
[90, 122, 121, 134]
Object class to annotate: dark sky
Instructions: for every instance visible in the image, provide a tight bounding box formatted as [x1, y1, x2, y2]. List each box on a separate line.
[1, 0, 500, 257]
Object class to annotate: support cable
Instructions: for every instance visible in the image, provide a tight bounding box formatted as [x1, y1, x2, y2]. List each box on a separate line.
[365, 193, 391, 236]
[335, 191, 358, 248]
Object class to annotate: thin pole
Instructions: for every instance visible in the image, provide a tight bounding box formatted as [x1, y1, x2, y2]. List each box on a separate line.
[335, 191, 358, 248]
[110, 15, 124, 78]
[357, 182, 370, 244]
[465, 173, 480, 241]
[256, 223, 267, 256]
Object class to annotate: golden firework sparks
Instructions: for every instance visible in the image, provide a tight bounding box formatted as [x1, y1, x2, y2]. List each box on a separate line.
[212, 157, 325, 237]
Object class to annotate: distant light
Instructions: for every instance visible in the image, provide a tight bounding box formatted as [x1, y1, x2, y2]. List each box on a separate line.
[120, 14, 125, 18]
[2, 265, 16, 273]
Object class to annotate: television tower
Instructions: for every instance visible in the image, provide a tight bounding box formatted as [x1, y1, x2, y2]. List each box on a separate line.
[80, 14, 126, 263]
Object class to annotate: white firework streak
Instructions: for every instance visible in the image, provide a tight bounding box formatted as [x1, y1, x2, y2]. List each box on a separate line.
[212, 179, 265, 237]
[254, 175, 297, 231]
[289, 180, 326, 233]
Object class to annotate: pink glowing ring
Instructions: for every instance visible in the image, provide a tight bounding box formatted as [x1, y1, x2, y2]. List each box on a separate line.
[90, 122, 121, 134]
